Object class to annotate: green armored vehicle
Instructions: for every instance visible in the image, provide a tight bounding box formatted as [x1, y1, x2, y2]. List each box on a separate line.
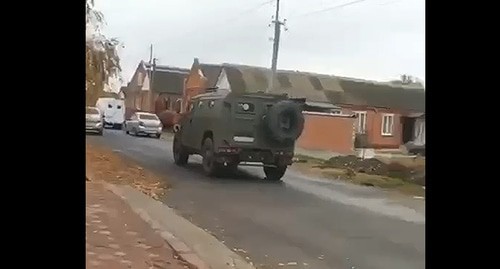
[172, 90, 305, 181]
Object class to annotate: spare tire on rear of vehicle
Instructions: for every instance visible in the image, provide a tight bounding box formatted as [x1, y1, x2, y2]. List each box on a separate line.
[264, 100, 304, 145]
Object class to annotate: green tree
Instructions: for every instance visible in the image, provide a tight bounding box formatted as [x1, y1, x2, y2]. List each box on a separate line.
[86, 0, 121, 105]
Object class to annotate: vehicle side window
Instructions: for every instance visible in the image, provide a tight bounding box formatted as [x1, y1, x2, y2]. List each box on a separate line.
[108, 104, 113, 108]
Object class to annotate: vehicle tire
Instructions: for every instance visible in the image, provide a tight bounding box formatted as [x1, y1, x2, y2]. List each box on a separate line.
[132, 128, 138, 136]
[264, 100, 304, 145]
[173, 135, 189, 166]
[126, 130, 129, 135]
[264, 166, 287, 181]
[202, 137, 220, 177]
[98, 130, 103, 136]
[155, 133, 161, 139]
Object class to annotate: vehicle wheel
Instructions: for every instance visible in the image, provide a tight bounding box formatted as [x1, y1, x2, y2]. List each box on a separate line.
[264, 166, 287, 181]
[202, 137, 220, 177]
[264, 100, 305, 145]
[98, 130, 103, 136]
[155, 133, 161, 139]
[132, 128, 138, 136]
[126, 130, 129, 134]
[173, 135, 189, 166]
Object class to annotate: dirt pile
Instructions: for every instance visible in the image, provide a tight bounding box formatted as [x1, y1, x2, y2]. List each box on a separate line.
[320, 155, 425, 185]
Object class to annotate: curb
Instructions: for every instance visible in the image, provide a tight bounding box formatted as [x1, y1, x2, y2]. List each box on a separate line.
[105, 183, 210, 269]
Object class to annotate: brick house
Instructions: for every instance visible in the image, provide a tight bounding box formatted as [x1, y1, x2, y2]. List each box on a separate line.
[182, 59, 358, 155]
[155, 58, 425, 156]
[327, 78, 426, 151]
[123, 61, 189, 122]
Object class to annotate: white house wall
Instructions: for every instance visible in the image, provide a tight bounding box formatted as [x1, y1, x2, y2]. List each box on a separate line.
[413, 118, 425, 146]
[142, 73, 151, 91]
[215, 68, 231, 93]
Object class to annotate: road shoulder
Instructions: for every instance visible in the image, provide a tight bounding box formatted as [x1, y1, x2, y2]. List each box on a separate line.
[106, 183, 256, 269]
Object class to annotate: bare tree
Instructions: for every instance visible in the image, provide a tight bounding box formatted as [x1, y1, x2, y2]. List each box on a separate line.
[86, 0, 121, 105]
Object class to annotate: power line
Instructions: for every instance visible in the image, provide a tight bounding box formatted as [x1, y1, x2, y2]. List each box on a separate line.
[183, 0, 274, 38]
[293, 0, 370, 18]
[216, 0, 275, 26]
[379, 0, 405, 5]
[236, 0, 274, 17]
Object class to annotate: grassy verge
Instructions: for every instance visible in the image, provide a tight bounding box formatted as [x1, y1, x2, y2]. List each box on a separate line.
[292, 154, 425, 197]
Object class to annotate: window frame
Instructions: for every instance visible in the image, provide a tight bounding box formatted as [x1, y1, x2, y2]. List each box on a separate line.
[353, 111, 367, 134]
[381, 113, 395, 136]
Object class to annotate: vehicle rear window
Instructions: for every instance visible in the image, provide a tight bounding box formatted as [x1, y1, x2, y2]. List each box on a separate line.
[139, 114, 158, 120]
[86, 108, 99, 114]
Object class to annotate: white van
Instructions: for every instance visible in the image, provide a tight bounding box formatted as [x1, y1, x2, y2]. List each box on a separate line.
[96, 97, 125, 129]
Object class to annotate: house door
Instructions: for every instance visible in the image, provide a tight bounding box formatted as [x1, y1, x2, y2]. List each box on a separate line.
[402, 117, 416, 144]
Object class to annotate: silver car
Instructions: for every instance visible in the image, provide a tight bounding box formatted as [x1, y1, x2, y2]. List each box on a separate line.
[125, 112, 163, 138]
[86, 106, 103, 135]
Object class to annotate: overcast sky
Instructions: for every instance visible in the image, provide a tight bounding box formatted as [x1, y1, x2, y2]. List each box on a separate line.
[94, 0, 425, 85]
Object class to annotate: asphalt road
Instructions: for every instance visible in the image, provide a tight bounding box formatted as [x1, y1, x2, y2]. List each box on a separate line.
[87, 130, 425, 269]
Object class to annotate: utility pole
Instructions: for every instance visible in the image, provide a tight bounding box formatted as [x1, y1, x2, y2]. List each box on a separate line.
[142, 44, 154, 112]
[267, 0, 287, 93]
[148, 44, 154, 88]
[149, 44, 153, 65]
[152, 57, 157, 91]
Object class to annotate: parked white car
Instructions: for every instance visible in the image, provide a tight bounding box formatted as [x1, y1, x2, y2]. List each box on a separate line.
[96, 97, 125, 129]
[85, 106, 103, 135]
[125, 112, 163, 138]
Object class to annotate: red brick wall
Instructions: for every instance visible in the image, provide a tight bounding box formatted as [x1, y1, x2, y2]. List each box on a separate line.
[341, 106, 403, 149]
[297, 113, 356, 155]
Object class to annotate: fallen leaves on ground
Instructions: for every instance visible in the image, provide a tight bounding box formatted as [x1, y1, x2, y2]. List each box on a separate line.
[86, 143, 170, 200]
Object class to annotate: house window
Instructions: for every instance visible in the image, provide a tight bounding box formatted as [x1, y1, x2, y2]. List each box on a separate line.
[175, 99, 182, 113]
[165, 97, 170, 110]
[382, 114, 394, 136]
[354, 111, 367, 134]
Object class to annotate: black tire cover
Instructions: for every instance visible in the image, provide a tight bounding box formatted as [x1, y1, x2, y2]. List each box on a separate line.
[265, 100, 305, 144]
